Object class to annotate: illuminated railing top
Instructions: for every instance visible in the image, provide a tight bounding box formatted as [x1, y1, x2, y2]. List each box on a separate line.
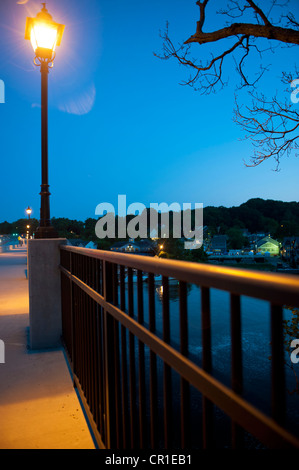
[60, 245, 299, 305]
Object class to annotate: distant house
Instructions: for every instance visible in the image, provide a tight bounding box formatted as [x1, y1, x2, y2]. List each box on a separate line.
[110, 239, 156, 256]
[282, 237, 299, 266]
[211, 235, 227, 254]
[256, 236, 280, 256]
[85, 241, 97, 250]
[247, 233, 266, 247]
[66, 239, 85, 247]
[66, 239, 96, 249]
[228, 249, 243, 256]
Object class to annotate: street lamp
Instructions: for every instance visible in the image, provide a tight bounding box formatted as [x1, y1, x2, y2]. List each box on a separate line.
[26, 206, 32, 220]
[25, 4, 65, 238]
[26, 206, 32, 238]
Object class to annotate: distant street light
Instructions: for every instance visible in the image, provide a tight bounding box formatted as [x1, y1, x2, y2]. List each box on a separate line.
[25, 4, 65, 238]
[26, 206, 32, 238]
[26, 206, 32, 220]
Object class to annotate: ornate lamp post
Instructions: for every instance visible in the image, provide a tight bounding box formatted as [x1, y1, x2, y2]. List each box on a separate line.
[25, 4, 65, 238]
[26, 206, 32, 238]
[26, 206, 32, 220]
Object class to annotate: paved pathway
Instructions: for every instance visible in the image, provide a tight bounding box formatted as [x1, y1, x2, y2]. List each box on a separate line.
[0, 250, 95, 449]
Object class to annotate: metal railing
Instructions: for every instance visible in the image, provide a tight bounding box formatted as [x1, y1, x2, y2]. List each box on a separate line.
[60, 245, 299, 449]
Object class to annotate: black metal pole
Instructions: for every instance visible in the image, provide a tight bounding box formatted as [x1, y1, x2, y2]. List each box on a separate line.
[35, 60, 58, 239]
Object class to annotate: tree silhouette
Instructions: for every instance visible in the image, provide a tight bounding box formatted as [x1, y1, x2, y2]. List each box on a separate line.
[156, 0, 299, 168]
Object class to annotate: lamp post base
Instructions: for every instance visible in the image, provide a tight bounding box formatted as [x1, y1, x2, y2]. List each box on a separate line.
[34, 226, 59, 239]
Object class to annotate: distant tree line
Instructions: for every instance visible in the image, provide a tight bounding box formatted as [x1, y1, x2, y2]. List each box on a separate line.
[203, 198, 299, 239]
[1, 198, 298, 250]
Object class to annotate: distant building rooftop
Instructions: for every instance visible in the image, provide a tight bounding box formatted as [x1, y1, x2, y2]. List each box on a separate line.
[211, 235, 227, 253]
[110, 239, 156, 255]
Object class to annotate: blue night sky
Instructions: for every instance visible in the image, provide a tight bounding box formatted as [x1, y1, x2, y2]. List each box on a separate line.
[0, 0, 298, 223]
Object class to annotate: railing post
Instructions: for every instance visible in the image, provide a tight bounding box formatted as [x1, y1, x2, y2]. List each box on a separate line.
[148, 272, 158, 448]
[201, 286, 213, 449]
[102, 260, 117, 449]
[70, 251, 76, 386]
[230, 293, 243, 448]
[271, 304, 286, 425]
[179, 281, 190, 448]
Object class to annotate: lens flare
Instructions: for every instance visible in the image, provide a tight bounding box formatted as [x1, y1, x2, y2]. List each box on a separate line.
[59, 83, 96, 116]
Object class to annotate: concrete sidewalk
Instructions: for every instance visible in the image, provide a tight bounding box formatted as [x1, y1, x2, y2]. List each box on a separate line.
[0, 250, 95, 449]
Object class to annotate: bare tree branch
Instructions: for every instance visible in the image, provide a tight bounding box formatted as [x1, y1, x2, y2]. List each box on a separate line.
[234, 90, 299, 169]
[155, 0, 299, 168]
[186, 21, 299, 45]
[245, 0, 272, 26]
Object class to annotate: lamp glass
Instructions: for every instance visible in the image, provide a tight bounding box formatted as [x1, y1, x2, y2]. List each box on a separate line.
[30, 22, 58, 54]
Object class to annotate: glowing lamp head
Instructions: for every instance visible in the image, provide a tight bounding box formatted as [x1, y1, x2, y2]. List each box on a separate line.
[26, 206, 32, 216]
[25, 4, 65, 61]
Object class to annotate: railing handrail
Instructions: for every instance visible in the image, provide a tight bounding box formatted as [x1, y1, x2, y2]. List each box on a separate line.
[60, 245, 299, 306]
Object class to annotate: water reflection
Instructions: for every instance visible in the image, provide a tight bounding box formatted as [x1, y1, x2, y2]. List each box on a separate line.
[155, 281, 192, 302]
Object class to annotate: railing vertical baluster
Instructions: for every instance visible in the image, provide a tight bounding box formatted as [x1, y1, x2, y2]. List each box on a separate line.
[103, 260, 117, 449]
[80, 280, 85, 393]
[162, 275, 172, 448]
[90, 295, 95, 418]
[84, 291, 88, 398]
[74, 282, 79, 382]
[85, 253, 88, 284]
[91, 256, 95, 290]
[113, 264, 122, 449]
[137, 269, 147, 448]
[88, 255, 91, 287]
[84, 278, 89, 402]
[92, 296, 99, 429]
[96, 265, 105, 440]
[96, 259, 100, 293]
[81, 253, 84, 282]
[89, 295, 93, 415]
[271, 304, 286, 425]
[230, 293, 243, 448]
[79, 284, 83, 389]
[86, 286, 91, 406]
[201, 286, 213, 448]
[112, 263, 118, 306]
[70, 251, 75, 371]
[71, 278, 76, 372]
[83, 286, 90, 403]
[179, 280, 190, 448]
[84, 288, 88, 400]
[120, 265, 130, 449]
[78, 283, 83, 387]
[120, 265, 125, 309]
[94, 257, 103, 436]
[128, 267, 137, 448]
[148, 272, 158, 448]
